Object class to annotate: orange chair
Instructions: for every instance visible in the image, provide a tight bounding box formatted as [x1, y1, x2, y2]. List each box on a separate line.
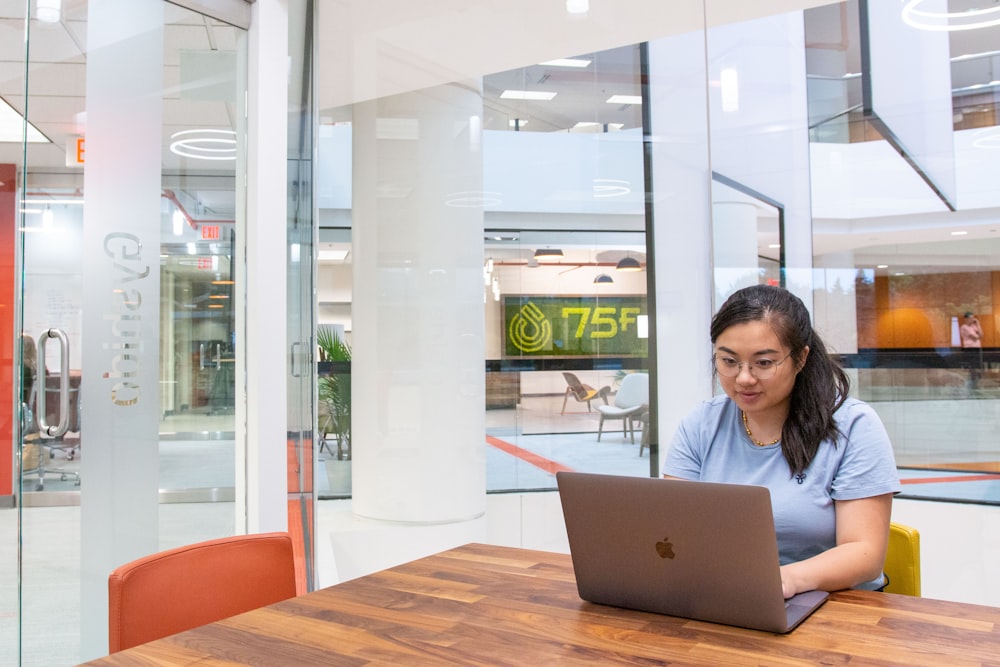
[108, 532, 299, 653]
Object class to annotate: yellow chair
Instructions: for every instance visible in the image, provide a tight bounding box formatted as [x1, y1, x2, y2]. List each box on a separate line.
[883, 522, 921, 596]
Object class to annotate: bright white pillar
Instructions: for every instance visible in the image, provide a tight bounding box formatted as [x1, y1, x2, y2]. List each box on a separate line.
[711, 200, 760, 296]
[351, 82, 486, 525]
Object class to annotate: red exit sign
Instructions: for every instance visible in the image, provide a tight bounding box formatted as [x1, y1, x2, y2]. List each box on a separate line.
[201, 225, 220, 240]
[197, 258, 213, 269]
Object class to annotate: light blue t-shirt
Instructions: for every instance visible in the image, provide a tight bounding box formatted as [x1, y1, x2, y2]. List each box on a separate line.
[662, 395, 901, 590]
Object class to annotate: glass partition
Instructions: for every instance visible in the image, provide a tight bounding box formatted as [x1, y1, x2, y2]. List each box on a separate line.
[10, 2, 248, 662]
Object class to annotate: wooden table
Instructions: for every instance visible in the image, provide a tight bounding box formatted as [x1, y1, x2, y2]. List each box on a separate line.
[83, 542, 1000, 666]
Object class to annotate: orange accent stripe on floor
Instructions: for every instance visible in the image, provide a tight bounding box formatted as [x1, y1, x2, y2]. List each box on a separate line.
[485, 435, 576, 475]
[901, 474, 1000, 485]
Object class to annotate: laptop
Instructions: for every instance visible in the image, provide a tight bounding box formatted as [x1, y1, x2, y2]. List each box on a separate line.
[556, 471, 828, 633]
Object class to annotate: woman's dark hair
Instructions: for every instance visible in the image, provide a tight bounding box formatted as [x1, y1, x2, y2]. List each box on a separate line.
[710, 284, 849, 475]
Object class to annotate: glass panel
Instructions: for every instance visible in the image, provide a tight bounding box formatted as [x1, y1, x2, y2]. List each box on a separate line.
[12, 1, 247, 662]
[314, 44, 655, 499]
[703, 0, 1000, 494]
[484, 230, 650, 492]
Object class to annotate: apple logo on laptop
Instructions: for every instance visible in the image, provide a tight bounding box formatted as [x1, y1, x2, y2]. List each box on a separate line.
[655, 536, 675, 559]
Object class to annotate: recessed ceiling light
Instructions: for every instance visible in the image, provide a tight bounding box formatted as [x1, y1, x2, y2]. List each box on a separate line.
[540, 58, 591, 68]
[500, 90, 557, 101]
[768, 244, 781, 249]
[319, 249, 350, 261]
[606, 95, 642, 105]
[951, 230, 968, 236]
[508, 119, 528, 128]
[877, 264, 889, 269]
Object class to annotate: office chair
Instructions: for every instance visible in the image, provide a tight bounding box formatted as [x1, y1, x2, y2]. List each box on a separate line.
[108, 532, 299, 653]
[596, 372, 648, 442]
[883, 522, 921, 596]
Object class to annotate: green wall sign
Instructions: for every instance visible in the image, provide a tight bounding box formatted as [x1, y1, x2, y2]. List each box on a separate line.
[503, 295, 648, 358]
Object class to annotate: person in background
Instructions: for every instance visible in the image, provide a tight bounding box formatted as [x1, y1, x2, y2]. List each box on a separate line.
[960, 312, 983, 388]
[663, 285, 900, 599]
[960, 311, 983, 349]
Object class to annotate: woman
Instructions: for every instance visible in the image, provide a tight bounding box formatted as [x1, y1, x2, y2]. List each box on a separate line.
[662, 285, 900, 598]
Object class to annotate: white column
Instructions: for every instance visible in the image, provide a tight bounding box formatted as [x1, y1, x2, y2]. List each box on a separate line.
[711, 200, 760, 295]
[645, 26, 715, 464]
[351, 82, 486, 525]
[242, 0, 289, 534]
[79, 0, 162, 659]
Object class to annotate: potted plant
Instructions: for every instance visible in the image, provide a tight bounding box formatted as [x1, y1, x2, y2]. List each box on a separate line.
[316, 326, 351, 460]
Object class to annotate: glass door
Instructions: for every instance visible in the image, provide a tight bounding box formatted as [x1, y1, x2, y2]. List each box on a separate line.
[7, 1, 248, 663]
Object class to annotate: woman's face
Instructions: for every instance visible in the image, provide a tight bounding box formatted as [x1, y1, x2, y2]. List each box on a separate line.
[713, 320, 804, 419]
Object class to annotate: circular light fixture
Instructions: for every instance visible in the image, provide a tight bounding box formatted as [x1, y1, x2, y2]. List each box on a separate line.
[616, 256, 642, 271]
[169, 129, 238, 161]
[901, 0, 1000, 31]
[534, 248, 564, 261]
[593, 273, 614, 284]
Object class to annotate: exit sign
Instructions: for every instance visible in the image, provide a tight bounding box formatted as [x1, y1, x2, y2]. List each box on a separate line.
[65, 136, 85, 167]
[201, 225, 220, 240]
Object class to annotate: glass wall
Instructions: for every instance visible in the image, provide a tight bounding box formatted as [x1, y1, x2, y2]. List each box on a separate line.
[315, 0, 1000, 509]
[4, 1, 250, 663]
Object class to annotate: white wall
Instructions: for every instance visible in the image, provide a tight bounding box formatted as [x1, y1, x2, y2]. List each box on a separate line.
[319, 493, 1000, 607]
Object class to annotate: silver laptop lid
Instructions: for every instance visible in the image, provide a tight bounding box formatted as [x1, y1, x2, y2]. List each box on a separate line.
[556, 471, 827, 633]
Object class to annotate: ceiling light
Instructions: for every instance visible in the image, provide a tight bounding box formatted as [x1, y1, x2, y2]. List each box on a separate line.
[951, 230, 968, 236]
[0, 98, 48, 143]
[540, 58, 591, 68]
[566, 0, 589, 14]
[593, 273, 614, 284]
[36, 0, 61, 23]
[720, 68, 739, 113]
[509, 119, 528, 129]
[169, 129, 237, 161]
[877, 264, 889, 269]
[501, 90, 557, 101]
[173, 209, 185, 236]
[616, 256, 642, 271]
[901, 0, 1000, 31]
[534, 248, 564, 261]
[319, 249, 350, 261]
[606, 95, 642, 105]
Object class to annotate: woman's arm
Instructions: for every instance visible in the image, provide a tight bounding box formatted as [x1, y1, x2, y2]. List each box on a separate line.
[779, 493, 893, 598]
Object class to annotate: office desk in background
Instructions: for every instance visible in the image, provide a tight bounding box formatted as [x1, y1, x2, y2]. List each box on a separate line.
[82, 543, 1000, 666]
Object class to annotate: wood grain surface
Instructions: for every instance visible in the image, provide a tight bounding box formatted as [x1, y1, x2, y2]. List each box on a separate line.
[81, 542, 1000, 666]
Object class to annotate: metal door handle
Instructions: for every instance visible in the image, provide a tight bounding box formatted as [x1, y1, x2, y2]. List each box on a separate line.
[36, 328, 71, 438]
[290, 341, 304, 378]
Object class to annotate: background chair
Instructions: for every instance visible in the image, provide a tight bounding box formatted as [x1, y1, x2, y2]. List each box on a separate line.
[561, 372, 610, 414]
[108, 532, 299, 653]
[597, 372, 648, 442]
[883, 522, 921, 596]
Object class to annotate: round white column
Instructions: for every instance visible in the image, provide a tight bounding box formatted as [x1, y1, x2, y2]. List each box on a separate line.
[712, 200, 760, 295]
[351, 81, 486, 524]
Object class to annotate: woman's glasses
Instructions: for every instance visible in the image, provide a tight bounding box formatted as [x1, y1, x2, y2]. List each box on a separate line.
[713, 352, 792, 379]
